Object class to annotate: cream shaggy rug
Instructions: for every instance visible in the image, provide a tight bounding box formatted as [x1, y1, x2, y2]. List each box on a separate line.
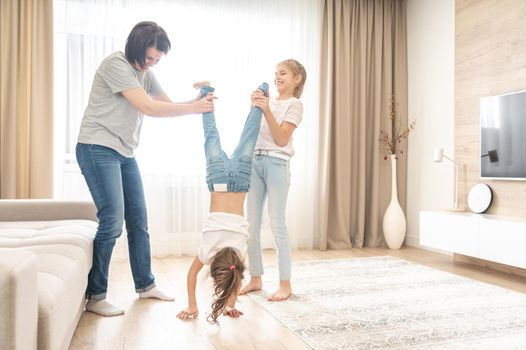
[247, 256, 526, 349]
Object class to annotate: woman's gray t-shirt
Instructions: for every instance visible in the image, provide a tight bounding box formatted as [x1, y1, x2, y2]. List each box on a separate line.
[78, 51, 163, 157]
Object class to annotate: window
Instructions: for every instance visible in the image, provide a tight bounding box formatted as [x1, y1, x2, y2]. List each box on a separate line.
[54, 0, 322, 256]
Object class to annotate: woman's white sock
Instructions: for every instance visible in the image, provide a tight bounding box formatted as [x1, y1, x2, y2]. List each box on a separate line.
[85, 299, 125, 317]
[139, 287, 174, 301]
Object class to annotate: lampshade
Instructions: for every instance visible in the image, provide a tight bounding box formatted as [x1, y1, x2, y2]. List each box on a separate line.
[482, 149, 499, 163]
[432, 146, 461, 210]
[433, 148, 444, 162]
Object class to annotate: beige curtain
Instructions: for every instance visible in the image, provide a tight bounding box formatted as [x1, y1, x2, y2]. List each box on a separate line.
[0, 0, 54, 199]
[318, 0, 407, 249]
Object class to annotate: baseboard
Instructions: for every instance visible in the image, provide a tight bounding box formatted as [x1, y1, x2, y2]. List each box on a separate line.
[454, 253, 526, 278]
[404, 234, 421, 248]
[110, 234, 202, 261]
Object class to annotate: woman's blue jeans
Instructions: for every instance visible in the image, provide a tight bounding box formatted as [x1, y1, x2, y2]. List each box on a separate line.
[76, 143, 155, 300]
[201, 83, 268, 193]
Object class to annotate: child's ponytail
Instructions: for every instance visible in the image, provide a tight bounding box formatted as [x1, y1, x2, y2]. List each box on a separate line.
[208, 247, 245, 324]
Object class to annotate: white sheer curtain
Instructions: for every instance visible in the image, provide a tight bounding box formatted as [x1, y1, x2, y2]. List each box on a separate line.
[53, 0, 322, 258]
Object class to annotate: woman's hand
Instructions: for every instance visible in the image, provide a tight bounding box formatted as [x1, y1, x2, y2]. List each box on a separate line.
[251, 90, 269, 113]
[186, 81, 212, 103]
[192, 93, 216, 113]
[177, 305, 199, 320]
[223, 306, 244, 318]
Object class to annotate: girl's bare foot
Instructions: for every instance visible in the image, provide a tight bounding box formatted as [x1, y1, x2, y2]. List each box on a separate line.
[239, 276, 262, 295]
[268, 280, 292, 301]
[192, 81, 211, 89]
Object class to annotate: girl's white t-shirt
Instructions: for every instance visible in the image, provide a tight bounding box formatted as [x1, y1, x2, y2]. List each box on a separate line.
[197, 212, 249, 265]
[255, 96, 303, 156]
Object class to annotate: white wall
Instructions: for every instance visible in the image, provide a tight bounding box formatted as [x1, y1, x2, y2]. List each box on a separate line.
[405, 0, 455, 246]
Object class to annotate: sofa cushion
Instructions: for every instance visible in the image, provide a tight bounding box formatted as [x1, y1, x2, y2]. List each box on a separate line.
[0, 250, 38, 350]
[0, 200, 97, 350]
[0, 220, 97, 240]
[0, 220, 97, 350]
[0, 220, 96, 264]
[22, 244, 91, 350]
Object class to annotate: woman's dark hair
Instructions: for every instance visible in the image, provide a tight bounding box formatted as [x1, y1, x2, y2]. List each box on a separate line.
[125, 21, 171, 70]
[208, 247, 245, 325]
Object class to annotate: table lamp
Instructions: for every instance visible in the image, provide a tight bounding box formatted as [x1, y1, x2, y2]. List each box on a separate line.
[433, 148, 461, 211]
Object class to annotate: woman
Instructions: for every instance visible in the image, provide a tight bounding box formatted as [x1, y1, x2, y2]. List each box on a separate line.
[76, 21, 215, 316]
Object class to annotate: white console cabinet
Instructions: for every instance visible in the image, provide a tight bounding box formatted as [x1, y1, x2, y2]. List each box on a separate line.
[420, 210, 526, 269]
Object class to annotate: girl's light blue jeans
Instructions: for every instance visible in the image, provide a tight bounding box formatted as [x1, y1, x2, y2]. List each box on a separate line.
[200, 83, 268, 192]
[76, 143, 156, 300]
[247, 155, 292, 280]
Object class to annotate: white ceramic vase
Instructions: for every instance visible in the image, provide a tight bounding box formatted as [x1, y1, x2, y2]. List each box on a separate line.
[382, 154, 406, 249]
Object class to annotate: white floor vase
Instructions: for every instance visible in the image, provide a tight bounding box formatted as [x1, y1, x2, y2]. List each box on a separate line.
[383, 154, 406, 249]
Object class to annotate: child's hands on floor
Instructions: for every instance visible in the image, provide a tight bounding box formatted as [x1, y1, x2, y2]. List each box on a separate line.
[177, 306, 199, 320]
[223, 306, 244, 318]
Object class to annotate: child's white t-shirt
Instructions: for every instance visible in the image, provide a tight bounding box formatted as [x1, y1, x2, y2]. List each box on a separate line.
[255, 96, 303, 156]
[197, 212, 249, 265]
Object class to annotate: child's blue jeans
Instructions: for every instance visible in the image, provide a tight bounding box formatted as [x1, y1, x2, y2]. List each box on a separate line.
[201, 83, 268, 193]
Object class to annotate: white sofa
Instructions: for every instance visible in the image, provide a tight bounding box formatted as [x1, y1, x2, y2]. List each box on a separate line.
[0, 200, 97, 350]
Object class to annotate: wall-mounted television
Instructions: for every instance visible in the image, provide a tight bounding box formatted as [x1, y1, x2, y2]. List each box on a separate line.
[480, 90, 526, 180]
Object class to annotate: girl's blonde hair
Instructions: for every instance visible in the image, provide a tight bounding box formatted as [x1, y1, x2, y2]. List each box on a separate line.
[278, 59, 307, 98]
[208, 247, 245, 325]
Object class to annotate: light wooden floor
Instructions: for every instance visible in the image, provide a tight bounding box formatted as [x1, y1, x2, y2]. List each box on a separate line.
[69, 247, 526, 350]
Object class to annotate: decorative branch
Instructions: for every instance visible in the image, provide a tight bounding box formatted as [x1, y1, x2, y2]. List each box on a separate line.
[379, 95, 416, 160]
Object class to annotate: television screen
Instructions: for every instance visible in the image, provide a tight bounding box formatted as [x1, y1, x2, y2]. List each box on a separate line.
[480, 90, 526, 179]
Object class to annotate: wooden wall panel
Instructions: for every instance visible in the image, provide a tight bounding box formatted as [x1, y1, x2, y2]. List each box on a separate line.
[455, 0, 526, 216]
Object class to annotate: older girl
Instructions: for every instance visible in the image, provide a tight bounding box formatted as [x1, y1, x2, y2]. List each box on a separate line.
[240, 59, 307, 301]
